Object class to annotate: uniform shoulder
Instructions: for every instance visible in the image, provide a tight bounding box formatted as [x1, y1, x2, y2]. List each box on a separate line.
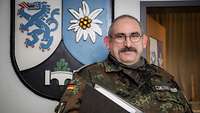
[72, 62, 105, 83]
[73, 62, 104, 74]
[149, 64, 174, 80]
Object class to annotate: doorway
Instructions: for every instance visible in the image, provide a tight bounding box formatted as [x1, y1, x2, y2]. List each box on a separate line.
[141, 1, 200, 112]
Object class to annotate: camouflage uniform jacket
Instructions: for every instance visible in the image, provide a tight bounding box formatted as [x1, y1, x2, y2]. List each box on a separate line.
[55, 55, 193, 113]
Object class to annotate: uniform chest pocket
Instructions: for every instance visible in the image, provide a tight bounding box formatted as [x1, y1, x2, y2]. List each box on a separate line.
[154, 91, 183, 105]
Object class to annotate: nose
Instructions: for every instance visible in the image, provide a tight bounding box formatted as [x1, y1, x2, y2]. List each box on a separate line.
[124, 37, 132, 47]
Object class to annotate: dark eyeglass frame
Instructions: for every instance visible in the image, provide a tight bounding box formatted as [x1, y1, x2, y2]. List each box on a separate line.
[110, 32, 143, 43]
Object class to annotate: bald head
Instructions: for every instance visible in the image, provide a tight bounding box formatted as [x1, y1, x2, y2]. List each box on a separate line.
[108, 15, 143, 36]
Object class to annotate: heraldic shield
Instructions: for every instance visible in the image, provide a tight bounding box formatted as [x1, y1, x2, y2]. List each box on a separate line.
[11, 0, 113, 100]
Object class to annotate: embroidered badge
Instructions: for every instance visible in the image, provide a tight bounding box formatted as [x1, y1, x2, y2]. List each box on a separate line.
[66, 79, 80, 96]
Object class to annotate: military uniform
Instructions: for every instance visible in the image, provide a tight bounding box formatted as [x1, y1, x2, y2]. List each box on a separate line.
[55, 54, 193, 113]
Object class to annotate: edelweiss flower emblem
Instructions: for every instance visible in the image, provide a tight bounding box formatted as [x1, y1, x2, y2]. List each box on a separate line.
[68, 1, 103, 43]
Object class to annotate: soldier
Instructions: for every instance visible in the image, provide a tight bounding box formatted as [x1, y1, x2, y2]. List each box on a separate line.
[55, 15, 193, 113]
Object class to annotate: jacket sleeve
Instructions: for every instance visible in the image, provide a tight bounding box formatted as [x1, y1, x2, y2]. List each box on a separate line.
[55, 69, 93, 113]
[177, 87, 193, 113]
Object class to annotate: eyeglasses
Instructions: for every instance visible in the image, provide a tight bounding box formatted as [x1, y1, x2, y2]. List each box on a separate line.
[110, 32, 142, 43]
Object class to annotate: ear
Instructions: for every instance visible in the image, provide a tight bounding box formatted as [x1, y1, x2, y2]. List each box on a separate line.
[142, 34, 148, 48]
[103, 36, 110, 48]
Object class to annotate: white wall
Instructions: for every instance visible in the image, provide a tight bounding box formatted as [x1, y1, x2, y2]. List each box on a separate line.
[115, 0, 140, 20]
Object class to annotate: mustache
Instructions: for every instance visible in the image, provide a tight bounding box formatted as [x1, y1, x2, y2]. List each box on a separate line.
[119, 47, 137, 53]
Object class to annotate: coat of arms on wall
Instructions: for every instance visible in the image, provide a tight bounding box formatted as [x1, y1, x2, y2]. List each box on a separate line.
[11, 0, 113, 100]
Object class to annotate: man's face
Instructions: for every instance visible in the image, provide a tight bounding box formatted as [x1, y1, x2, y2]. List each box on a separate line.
[108, 17, 147, 65]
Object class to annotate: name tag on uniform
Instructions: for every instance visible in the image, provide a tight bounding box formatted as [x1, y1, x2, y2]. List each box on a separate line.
[154, 85, 178, 92]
